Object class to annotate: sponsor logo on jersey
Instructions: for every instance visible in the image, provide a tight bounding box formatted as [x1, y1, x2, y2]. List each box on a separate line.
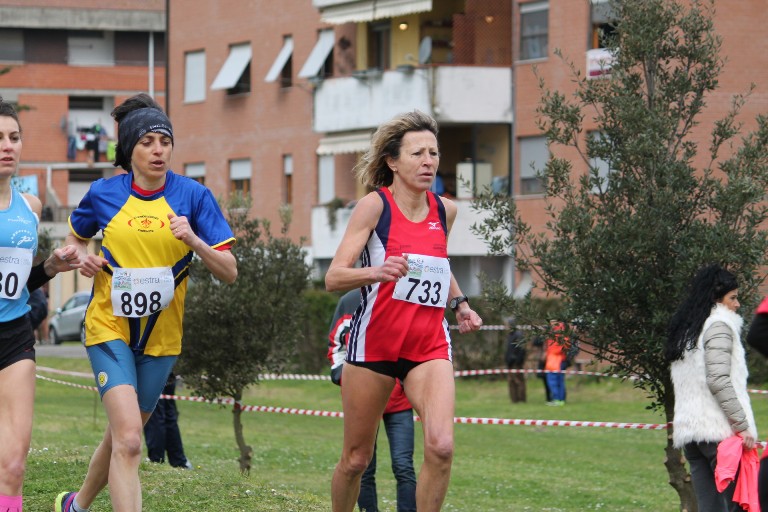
[428, 221, 441, 231]
[127, 215, 166, 233]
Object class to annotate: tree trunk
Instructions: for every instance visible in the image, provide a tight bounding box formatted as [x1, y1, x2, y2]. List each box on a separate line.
[663, 392, 697, 511]
[232, 398, 253, 475]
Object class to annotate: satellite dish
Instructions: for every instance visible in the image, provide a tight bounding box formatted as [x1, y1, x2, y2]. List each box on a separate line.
[418, 36, 432, 64]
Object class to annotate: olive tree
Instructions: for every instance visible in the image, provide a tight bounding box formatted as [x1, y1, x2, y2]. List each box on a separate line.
[177, 204, 311, 474]
[472, 1, 768, 509]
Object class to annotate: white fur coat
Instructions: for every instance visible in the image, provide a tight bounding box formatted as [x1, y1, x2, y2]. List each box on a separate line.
[671, 304, 757, 448]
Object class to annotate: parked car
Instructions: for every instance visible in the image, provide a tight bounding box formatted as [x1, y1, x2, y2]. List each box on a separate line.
[48, 291, 90, 344]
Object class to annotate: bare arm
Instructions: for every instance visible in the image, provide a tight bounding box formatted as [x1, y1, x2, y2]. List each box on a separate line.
[65, 233, 108, 278]
[440, 196, 483, 333]
[325, 192, 408, 292]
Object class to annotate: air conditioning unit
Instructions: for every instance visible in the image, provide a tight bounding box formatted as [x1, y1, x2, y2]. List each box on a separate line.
[456, 162, 492, 199]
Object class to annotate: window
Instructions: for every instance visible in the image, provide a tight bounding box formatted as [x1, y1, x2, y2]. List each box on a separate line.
[368, 21, 391, 70]
[590, 0, 617, 49]
[588, 131, 612, 192]
[299, 29, 335, 80]
[68, 96, 114, 140]
[283, 154, 293, 205]
[229, 158, 251, 200]
[318, 155, 335, 204]
[184, 50, 206, 102]
[520, 2, 548, 61]
[265, 36, 293, 87]
[68, 30, 115, 65]
[0, 29, 24, 61]
[211, 43, 251, 95]
[185, 162, 206, 185]
[518, 136, 547, 195]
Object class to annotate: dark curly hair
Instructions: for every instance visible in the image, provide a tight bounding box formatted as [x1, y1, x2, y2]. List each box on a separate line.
[665, 263, 738, 362]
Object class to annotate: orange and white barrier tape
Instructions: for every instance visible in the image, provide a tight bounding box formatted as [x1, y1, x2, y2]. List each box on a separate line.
[35, 365, 768, 394]
[36, 371, 768, 447]
[452, 417, 668, 429]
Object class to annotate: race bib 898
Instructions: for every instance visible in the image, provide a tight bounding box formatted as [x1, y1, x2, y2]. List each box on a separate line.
[111, 267, 174, 318]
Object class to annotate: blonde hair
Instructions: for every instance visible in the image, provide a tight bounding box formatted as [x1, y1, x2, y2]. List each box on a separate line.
[354, 110, 438, 189]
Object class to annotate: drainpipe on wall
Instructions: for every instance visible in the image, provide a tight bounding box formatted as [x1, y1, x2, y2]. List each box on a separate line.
[148, 31, 155, 97]
[508, 0, 517, 293]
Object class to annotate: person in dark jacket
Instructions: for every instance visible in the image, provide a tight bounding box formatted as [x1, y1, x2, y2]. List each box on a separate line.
[143, 372, 192, 469]
[746, 296, 768, 511]
[26, 288, 48, 337]
[504, 318, 527, 403]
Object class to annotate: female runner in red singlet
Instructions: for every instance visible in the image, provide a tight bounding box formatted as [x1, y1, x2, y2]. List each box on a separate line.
[326, 110, 482, 512]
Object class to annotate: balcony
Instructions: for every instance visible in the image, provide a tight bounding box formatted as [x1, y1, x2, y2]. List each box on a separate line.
[312, 198, 496, 259]
[311, 198, 513, 295]
[313, 66, 512, 134]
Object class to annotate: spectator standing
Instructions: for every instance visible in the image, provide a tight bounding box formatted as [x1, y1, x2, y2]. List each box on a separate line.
[667, 263, 757, 511]
[26, 287, 48, 342]
[744, 295, 768, 510]
[504, 318, 527, 403]
[328, 290, 416, 512]
[543, 320, 568, 406]
[143, 372, 192, 469]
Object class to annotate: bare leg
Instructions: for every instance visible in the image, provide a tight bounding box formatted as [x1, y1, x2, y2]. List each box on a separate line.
[331, 364, 394, 512]
[0, 360, 35, 496]
[402, 359, 455, 512]
[73, 385, 151, 512]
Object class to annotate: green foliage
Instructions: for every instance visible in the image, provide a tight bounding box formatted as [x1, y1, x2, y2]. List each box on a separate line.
[474, 0, 768, 406]
[36, 227, 53, 262]
[473, 2, 768, 506]
[179, 205, 312, 400]
[293, 288, 340, 374]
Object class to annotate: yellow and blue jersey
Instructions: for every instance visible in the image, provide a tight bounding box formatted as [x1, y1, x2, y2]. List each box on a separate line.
[69, 171, 235, 356]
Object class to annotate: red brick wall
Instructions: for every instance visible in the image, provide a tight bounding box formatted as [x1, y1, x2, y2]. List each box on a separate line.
[169, 0, 334, 243]
[512, 0, 768, 295]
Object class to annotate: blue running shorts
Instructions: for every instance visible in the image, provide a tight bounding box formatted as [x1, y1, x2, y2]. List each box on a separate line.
[86, 340, 178, 413]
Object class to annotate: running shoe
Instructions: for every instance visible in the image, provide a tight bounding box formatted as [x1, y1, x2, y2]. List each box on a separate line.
[54, 491, 77, 512]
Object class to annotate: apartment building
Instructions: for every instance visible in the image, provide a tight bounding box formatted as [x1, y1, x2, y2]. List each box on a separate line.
[0, 0, 166, 308]
[169, 0, 516, 295]
[512, 0, 768, 293]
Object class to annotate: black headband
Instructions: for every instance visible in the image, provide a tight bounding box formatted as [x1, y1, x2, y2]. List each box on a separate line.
[114, 107, 174, 171]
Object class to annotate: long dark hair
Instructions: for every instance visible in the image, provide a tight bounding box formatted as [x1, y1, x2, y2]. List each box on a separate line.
[665, 263, 738, 361]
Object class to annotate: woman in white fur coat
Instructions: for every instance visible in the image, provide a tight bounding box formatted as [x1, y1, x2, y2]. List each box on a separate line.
[666, 263, 757, 511]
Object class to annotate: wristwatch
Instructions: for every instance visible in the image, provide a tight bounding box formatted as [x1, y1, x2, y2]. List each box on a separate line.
[450, 295, 469, 312]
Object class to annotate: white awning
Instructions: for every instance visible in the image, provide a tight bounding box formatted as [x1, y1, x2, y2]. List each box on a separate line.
[211, 43, 251, 90]
[184, 162, 205, 178]
[316, 132, 372, 155]
[298, 30, 335, 78]
[229, 158, 252, 180]
[264, 37, 294, 83]
[315, 0, 432, 25]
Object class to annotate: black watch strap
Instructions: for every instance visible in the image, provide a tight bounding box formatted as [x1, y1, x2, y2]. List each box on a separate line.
[450, 295, 469, 312]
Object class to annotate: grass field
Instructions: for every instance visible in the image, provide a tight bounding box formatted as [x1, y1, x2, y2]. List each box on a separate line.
[24, 355, 768, 511]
